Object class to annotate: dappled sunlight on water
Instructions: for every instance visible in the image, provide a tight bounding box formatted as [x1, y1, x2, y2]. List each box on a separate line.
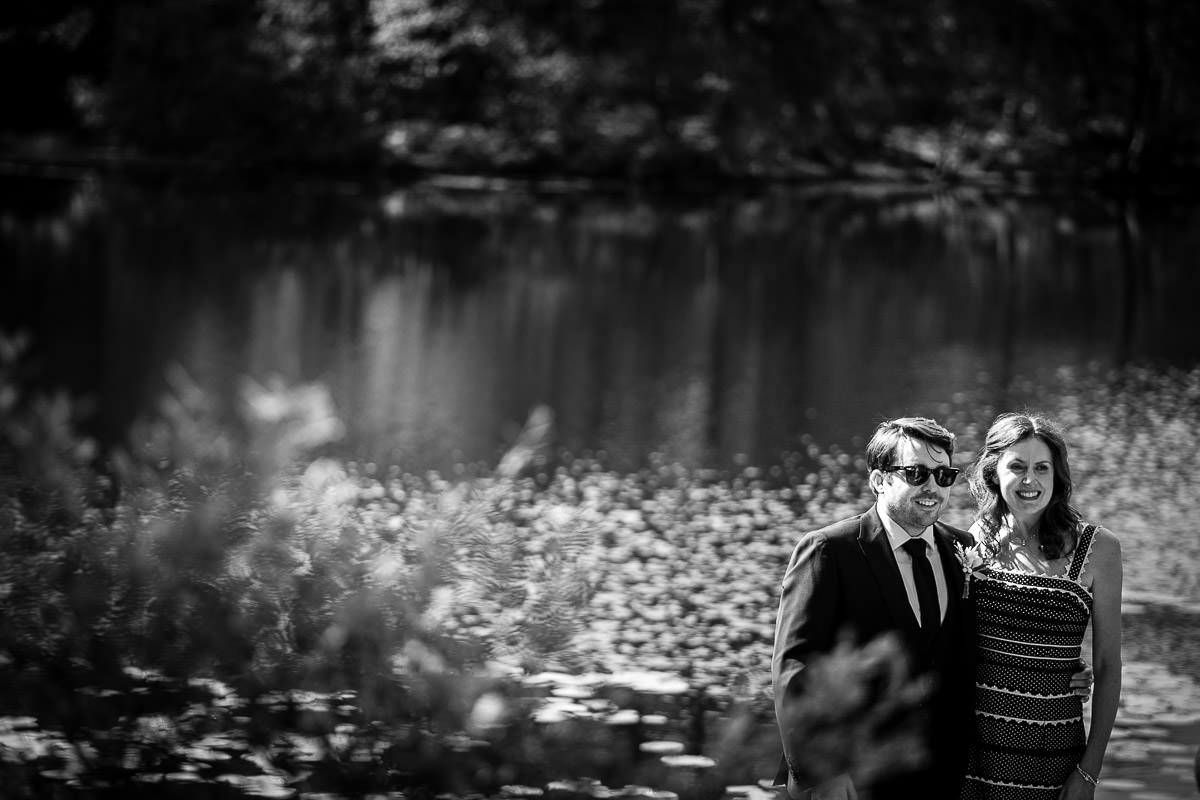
[1087, 600, 1200, 798]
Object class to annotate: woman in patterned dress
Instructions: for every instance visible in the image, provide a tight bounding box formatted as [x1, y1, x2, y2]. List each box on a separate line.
[960, 413, 1122, 800]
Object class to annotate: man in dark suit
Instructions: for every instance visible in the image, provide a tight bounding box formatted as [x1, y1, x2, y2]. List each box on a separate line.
[772, 417, 976, 800]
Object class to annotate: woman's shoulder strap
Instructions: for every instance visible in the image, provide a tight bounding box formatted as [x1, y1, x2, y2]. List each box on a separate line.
[1067, 523, 1098, 581]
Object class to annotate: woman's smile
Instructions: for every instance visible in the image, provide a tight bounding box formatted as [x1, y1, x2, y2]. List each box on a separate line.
[997, 437, 1055, 520]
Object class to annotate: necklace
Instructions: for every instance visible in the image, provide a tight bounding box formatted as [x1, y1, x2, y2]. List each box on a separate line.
[1008, 531, 1042, 552]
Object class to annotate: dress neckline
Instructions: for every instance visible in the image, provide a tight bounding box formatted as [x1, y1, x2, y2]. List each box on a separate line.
[984, 524, 1097, 590]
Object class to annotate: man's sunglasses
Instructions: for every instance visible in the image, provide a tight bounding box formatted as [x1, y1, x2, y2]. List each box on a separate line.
[881, 464, 961, 488]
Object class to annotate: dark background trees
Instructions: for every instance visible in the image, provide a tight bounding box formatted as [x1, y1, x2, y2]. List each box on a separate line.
[3, 0, 1198, 184]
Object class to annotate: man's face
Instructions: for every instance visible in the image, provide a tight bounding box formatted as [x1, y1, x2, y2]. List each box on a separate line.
[872, 436, 953, 536]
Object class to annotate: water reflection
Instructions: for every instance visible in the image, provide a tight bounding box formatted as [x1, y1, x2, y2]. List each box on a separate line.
[4, 178, 1200, 475]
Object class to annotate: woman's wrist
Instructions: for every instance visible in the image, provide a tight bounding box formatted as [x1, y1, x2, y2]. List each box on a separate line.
[1074, 764, 1100, 786]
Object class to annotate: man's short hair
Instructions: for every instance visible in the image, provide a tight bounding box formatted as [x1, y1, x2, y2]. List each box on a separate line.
[865, 417, 956, 471]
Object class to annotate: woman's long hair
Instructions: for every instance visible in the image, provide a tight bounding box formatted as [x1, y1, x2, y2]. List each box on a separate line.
[970, 412, 1082, 559]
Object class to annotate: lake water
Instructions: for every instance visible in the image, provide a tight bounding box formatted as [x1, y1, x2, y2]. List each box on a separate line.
[4, 175, 1200, 473]
[3, 173, 1200, 797]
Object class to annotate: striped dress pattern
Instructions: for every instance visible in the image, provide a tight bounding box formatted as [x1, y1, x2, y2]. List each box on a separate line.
[960, 524, 1097, 800]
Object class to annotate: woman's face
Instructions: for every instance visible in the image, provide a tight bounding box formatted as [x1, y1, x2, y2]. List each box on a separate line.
[997, 436, 1055, 524]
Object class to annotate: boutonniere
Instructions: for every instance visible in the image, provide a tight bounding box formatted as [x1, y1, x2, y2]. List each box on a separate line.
[953, 541, 987, 598]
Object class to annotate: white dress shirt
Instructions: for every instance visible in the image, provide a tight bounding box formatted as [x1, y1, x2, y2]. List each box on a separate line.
[878, 505, 949, 625]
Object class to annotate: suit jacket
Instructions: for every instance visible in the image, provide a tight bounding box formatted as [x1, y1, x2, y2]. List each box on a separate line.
[772, 505, 976, 800]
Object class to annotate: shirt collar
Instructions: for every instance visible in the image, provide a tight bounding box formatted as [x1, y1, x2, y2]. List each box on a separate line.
[877, 503, 936, 553]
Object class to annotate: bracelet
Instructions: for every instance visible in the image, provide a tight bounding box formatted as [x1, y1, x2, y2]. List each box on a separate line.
[1075, 764, 1100, 786]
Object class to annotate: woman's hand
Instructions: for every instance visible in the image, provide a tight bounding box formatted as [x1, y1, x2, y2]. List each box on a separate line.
[1057, 768, 1097, 800]
[1070, 662, 1093, 700]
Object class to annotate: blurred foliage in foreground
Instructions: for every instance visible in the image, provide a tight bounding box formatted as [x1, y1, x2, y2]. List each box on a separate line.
[0, 340, 595, 692]
[3, 1, 1200, 185]
[0, 332, 607, 797]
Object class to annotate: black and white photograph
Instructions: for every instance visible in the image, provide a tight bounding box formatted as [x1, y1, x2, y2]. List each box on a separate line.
[2, 3, 1199, 798]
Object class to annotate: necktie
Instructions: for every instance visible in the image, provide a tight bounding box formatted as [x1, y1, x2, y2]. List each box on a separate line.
[902, 538, 940, 643]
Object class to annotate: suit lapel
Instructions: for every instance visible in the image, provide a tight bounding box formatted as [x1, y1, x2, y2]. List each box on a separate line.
[933, 524, 965, 607]
[858, 506, 920, 639]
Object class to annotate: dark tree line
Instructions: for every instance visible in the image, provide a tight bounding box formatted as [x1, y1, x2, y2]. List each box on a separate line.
[3, 0, 1199, 185]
